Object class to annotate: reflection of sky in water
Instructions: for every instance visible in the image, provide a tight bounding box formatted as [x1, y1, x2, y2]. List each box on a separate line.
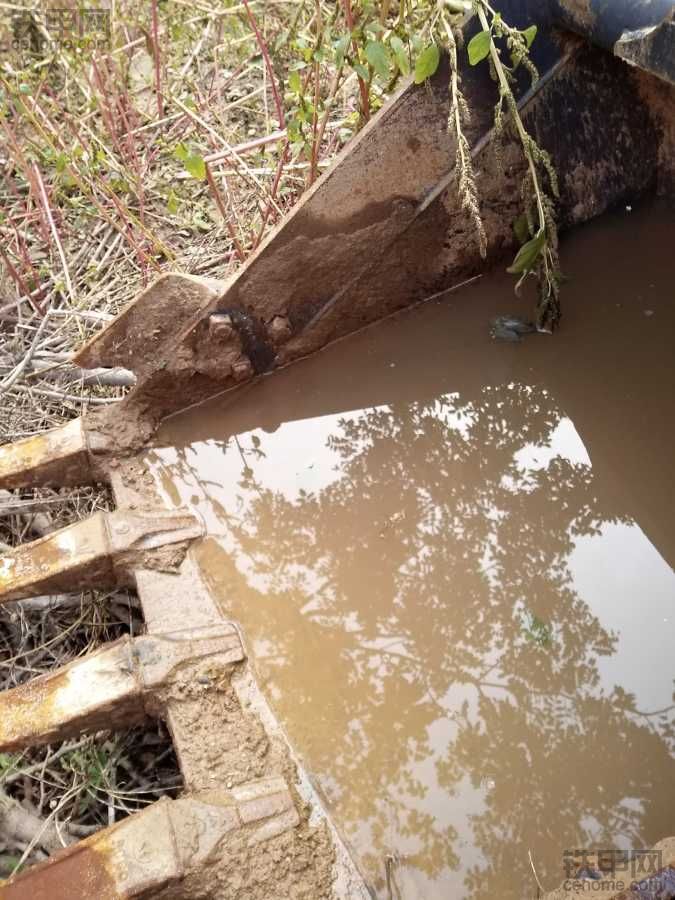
[572, 525, 673, 712]
[151, 393, 675, 897]
[148, 207, 675, 899]
[154, 402, 675, 716]
[150, 384, 675, 897]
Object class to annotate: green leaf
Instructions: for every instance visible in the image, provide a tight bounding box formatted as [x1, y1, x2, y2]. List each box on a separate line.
[507, 227, 546, 274]
[522, 25, 537, 48]
[184, 153, 206, 181]
[353, 62, 369, 81]
[0, 752, 16, 773]
[365, 40, 391, 79]
[274, 29, 289, 52]
[389, 35, 410, 76]
[513, 214, 529, 245]
[109, 177, 130, 194]
[167, 189, 180, 215]
[55, 152, 68, 173]
[288, 70, 302, 94]
[468, 30, 491, 65]
[364, 21, 385, 38]
[334, 34, 350, 68]
[1, 855, 23, 875]
[173, 142, 188, 162]
[414, 44, 440, 84]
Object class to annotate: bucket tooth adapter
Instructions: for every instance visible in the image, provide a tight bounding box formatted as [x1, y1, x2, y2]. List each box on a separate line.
[1, 3, 674, 898]
[0, 508, 203, 603]
[0, 626, 244, 752]
[0, 779, 300, 900]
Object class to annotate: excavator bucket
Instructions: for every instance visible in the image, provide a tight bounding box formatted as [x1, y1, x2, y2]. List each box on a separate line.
[1, 2, 674, 897]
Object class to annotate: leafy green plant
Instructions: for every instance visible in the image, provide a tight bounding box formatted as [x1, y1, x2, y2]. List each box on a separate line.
[174, 142, 207, 181]
[287, 1, 562, 329]
[469, 4, 561, 331]
[522, 611, 554, 648]
[0, 753, 17, 778]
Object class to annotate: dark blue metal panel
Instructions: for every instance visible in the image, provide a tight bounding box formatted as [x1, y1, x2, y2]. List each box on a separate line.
[552, 0, 674, 47]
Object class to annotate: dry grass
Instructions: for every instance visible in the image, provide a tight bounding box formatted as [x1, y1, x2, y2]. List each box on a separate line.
[0, 483, 183, 876]
[0, 0, 367, 870]
[0, 724, 181, 876]
[0, 0, 366, 429]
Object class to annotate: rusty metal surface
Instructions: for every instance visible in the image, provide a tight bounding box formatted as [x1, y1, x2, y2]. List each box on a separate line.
[0, 782, 299, 900]
[74, 273, 227, 376]
[0, 508, 203, 603]
[0, 511, 111, 603]
[0, 418, 94, 490]
[0, 33, 669, 461]
[0, 625, 244, 752]
[0, 638, 147, 752]
[0, 448, 371, 896]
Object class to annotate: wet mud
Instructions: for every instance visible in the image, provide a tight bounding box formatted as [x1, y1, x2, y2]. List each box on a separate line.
[147, 204, 675, 899]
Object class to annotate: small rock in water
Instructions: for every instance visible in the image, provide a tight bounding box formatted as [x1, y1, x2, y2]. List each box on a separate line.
[490, 316, 536, 342]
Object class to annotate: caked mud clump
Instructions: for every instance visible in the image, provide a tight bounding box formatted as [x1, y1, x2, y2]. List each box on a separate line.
[155, 823, 335, 900]
[155, 660, 337, 899]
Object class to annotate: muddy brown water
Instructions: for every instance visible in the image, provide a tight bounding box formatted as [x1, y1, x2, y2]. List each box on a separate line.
[147, 205, 675, 899]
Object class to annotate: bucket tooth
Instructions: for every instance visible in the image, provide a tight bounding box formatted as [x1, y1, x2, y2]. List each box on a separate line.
[0, 625, 244, 751]
[0, 637, 145, 750]
[0, 418, 101, 490]
[74, 273, 226, 377]
[0, 778, 299, 899]
[0, 508, 203, 603]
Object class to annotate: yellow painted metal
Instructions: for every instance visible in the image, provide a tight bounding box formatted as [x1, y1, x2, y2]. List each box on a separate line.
[0, 418, 92, 490]
[0, 509, 203, 603]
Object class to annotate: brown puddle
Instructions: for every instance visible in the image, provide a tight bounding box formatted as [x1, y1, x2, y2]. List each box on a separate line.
[147, 205, 675, 899]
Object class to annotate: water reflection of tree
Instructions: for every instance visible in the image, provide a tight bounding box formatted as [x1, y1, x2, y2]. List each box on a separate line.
[170, 382, 675, 898]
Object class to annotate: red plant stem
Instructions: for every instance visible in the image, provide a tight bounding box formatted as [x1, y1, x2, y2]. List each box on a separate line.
[151, 0, 164, 119]
[86, 57, 126, 160]
[107, 193, 156, 271]
[205, 163, 247, 264]
[343, 0, 370, 121]
[11, 217, 47, 312]
[252, 139, 290, 251]
[114, 93, 146, 229]
[0, 244, 42, 315]
[242, 0, 285, 129]
[0, 119, 50, 246]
